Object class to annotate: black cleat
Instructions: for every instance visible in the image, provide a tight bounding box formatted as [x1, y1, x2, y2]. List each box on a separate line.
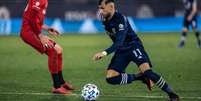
[178, 41, 185, 48]
[169, 93, 179, 101]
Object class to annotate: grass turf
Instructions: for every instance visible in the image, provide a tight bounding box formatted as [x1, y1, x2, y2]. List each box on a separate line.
[0, 33, 201, 101]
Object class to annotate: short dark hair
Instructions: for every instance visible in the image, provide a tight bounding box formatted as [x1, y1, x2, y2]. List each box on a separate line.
[98, 0, 115, 5]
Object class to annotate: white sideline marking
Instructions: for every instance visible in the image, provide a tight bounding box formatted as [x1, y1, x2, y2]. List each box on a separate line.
[0, 92, 79, 96]
[0, 92, 201, 100]
[102, 95, 201, 99]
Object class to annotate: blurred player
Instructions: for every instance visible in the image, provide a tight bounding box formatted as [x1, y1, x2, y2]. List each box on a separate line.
[178, 0, 201, 48]
[93, 0, 179, 100]
[20, 0, 74, 94]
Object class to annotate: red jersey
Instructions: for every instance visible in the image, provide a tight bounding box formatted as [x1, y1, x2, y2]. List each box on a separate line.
[22, 0, 48, 35]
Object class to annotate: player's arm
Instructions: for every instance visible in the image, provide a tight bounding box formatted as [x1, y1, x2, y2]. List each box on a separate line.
[93, 16, 127, 60]
[104, 26, 127, 55]
[29, 1, 60, 36]
[42, 25, 60, 36]
[188, 0, 197, 21]
[29, 6, 43, 35]
[27, 1, 55, 49]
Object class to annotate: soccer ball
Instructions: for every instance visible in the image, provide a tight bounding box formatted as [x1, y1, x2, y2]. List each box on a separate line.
[81, 83, 100, 101]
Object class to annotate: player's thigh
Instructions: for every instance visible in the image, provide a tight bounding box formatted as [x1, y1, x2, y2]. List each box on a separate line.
[130, 43, 152, 72]
[20, 29, 46, 54]
[107, 52, 130, 77]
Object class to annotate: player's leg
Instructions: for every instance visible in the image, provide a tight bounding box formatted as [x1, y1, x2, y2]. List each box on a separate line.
[47, 42, 73, 94]
[178, 17, 189, 48]
[106, 70, 145, 85]
[140, 64, 180, 100]
[46, 40, 74, 91]
[105, 52, 143, 85]
[139, 64, 175, 94]
[131, 43, 179, 100]
[20, 28, 46, 54]
[54, 44, 75, 90]
[191, 17, 201, 48]
[20, 29, 71, 94]
[53, 44, 65, 84]
[139, 63, 179, 100]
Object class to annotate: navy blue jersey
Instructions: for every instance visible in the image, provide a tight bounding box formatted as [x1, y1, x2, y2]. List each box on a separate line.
[102, 12, 140, 55]
[183, 0, 197, 16]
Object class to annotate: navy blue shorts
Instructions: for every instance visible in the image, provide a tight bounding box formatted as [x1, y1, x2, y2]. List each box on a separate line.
[183, 15, 198, 29]
[108, 41, 152, 73]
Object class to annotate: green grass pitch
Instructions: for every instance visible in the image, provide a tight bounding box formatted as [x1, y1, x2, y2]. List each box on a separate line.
[0, 33, 201, 101]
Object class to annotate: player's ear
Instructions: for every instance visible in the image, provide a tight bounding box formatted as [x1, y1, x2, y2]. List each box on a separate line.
[108, 3, 114, 10]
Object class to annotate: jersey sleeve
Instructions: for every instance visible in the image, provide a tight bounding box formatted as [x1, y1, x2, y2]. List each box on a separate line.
[29, 0, 45, 35]
[105, 15, 128, 55]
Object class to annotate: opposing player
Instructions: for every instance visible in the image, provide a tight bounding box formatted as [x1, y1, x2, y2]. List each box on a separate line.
[20, 0, 74, 94]
[178, 0, 201, 48]
[93, 0, 179, 100]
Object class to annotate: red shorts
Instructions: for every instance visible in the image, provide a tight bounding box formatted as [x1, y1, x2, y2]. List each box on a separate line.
[20, 23, 55, 54]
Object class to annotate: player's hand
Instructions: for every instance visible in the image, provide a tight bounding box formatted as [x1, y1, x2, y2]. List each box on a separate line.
[39, 34, 54, 49]
[93, 51, 107, 61]
[187, 15, 193, 21]
[47, 28, 60, 36]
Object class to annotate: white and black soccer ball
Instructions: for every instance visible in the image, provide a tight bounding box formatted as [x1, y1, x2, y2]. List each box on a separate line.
[81, 83, 100, 101]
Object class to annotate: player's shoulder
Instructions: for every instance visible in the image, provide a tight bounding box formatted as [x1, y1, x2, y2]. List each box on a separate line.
[113, 12, 127, 24]
[112, 12, 128, 31]
[114, 12, 125, 20]
[31, 0, 47, 6]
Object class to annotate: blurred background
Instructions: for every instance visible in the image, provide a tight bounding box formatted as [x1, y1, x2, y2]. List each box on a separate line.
[0, 0, 201, 35]
[0, 1, 201, 101]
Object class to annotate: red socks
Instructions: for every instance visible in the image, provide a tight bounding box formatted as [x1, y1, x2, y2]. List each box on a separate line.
[47, 48, 58, 74]
[47, 48, 65, 88]
[57, 53, 63, 71]
[57, 54, 65, 84]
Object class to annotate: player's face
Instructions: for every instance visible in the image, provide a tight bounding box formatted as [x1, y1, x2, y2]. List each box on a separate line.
[98, 2, 113, 19]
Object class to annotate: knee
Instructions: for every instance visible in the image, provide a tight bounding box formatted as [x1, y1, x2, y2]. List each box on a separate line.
[54, 44, 63, 54]
[106, 69, 120, 78]
[182, 28, 188, 33]
[139, 63, 151, 73]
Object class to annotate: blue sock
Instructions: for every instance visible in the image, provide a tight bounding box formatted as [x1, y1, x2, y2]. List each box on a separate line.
[195, 32, 201, 43]
[182, 32, 187, 37]
[143, 70, 174, 95]
[106, 73, 136, 85]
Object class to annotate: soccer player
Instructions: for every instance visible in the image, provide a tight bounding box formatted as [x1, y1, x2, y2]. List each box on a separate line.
[93, 0, 179, 100]
[20, 0, 74, 94]
[178, 0, 201, 48]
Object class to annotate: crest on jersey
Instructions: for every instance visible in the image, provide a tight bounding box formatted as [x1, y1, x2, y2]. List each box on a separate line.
[35, 2, 40, 6]
[33, 2, 40, 10]
[119, 24, 124, 31]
